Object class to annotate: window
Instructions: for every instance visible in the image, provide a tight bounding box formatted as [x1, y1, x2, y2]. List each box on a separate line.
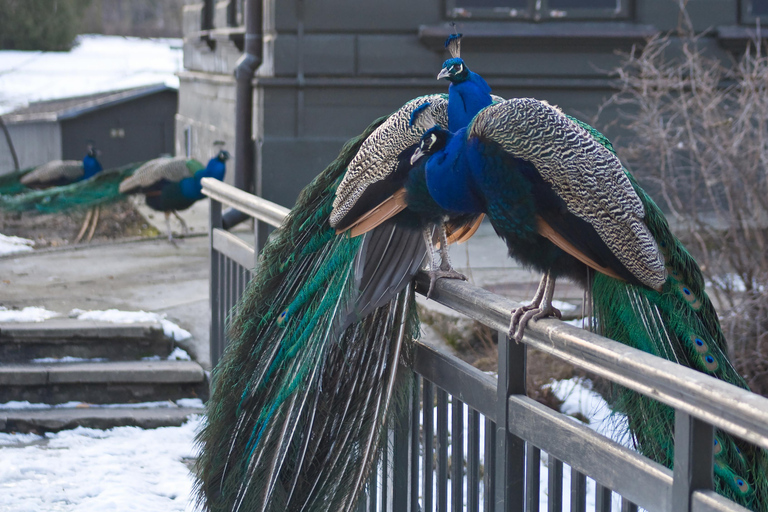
[447, 0, 629, 20]
[743, 0, 768, 21]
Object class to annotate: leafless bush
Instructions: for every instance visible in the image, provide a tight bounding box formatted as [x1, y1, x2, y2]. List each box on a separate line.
[601, 24, 768, 393]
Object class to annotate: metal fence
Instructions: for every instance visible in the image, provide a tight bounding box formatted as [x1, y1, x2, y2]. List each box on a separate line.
[202, 177, 768, 512]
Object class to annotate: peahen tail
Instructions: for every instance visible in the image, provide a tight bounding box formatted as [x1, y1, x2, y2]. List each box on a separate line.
[0, 162, 142, 213]
[195, 116, 424, 512]
[573, 117, 768, 511]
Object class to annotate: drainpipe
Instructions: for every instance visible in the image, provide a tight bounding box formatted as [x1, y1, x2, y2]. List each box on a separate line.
[0, 116, 19, 171]
[223, 0, 262, 229]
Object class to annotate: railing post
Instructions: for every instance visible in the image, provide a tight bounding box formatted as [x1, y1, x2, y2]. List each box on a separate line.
[209, 198, 223, 367]
[672, 410, 714, 511]
[495, 331, 526, 512]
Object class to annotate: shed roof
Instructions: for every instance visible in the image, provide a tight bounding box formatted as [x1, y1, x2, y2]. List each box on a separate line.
[1, 84, 175, 124]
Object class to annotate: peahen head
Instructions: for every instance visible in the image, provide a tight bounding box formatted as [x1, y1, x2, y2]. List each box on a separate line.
[410, 126, 450, 166]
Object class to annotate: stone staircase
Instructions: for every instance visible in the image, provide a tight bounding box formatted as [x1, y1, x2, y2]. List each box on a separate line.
[0, 319, 208, 433]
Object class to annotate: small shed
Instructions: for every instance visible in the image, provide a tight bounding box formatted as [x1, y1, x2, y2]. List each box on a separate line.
[0, 84, 177, 174]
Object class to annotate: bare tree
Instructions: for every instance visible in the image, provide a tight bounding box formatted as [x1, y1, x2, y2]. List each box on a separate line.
[601, 23, 768, 393]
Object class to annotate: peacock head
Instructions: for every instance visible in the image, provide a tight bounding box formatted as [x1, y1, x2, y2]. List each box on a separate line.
[217, 149, 231, 162]
[438, 57, 470, 83]
[410, 126, 450, 166]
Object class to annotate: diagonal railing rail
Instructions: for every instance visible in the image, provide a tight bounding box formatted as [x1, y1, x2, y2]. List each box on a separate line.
[202, 177, 768, 512]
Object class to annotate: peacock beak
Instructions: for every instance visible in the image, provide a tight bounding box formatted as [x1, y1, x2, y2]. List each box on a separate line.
[437, 68, 451, 80]
[410, 147, 426, 165]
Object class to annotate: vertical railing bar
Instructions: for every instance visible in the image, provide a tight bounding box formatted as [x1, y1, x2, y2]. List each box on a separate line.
[423, 381, 435, 512]
[437, 389, 449, 512]
[208, 199, 222, 366]
[452, 398, 465, 512]
[369, 460, 378, 512]
[526, 444, 541, 512]
[619, 499, 637, 512]
[410, 375, 421, 512]
[468, 408, 480, 512]
[547, 456, 563, 512]
[496, 330, 526, 512]
[594, 484, 612, 512]
[484, 419, 496, 512]
[570, 468, 586, 512]
[390, 370, 411, 512]
[672, 410, 714, 512]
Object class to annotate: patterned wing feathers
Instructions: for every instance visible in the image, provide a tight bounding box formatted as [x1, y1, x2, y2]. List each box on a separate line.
[471, 98, 665, 289]
[330, 95, 449, 227]
[20, 160, 83, 185]
[119, 157, 194, 193]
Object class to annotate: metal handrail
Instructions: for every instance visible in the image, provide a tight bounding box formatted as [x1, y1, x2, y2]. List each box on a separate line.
[202, 177, 768, 453]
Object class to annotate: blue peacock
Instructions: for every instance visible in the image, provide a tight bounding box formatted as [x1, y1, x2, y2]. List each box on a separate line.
[19, 144, 102, 189]
[118, 149, 229, 240]
[399, 96, 768, 510]
[195, 34, 768, 511]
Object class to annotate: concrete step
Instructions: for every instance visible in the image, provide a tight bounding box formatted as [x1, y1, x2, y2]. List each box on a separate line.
[0, 319, 172, 362]
[0, 360, 208, 405]
[0, 406, 203, 433]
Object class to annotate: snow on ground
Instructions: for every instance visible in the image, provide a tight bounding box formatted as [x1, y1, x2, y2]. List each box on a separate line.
[70, 308, 192, 341]
[0, 399, 204, 411]
[0, 416, 202, 512]
[0, 306, 58, 322]
[0, 233, 35, 255]
[0, 35, 182, 114]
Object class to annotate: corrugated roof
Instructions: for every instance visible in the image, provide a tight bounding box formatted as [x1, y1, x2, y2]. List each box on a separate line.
[1, 84, 174, 124]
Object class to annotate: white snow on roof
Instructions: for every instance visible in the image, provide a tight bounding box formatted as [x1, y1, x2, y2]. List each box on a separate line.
[0, 34, 183, 115]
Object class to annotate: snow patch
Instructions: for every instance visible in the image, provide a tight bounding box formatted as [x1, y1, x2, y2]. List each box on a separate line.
[0, 417, 202, 511]
[0, 306, 58, 323]
[70, 309, 192, 341]
[0, 233, 34, 255]
[0, 35, 182, 114]
[0, 399, 204, 411]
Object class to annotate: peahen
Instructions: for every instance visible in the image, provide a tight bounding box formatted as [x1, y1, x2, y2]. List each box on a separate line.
[19, 144, 102, 189]
[118, 149, 229, 241]
[195, 39, 497, 509]
[399, 96, 768, 510]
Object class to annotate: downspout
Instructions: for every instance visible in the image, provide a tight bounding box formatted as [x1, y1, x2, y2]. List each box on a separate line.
[223, 0, 262, 229]
[0, 116, 19, 171]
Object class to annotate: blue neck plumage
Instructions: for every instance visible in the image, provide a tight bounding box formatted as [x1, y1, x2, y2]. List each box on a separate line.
[447, 71, 492, 133]
[181, 155, 227, 200]
[81, 154, 102, 180]
[425, 129, 485, 214]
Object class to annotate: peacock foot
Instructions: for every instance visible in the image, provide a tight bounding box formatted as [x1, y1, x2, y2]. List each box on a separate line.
[507, 271, 559, 343]
[508, 302, 562, 343]
[425, 268, 467, 299]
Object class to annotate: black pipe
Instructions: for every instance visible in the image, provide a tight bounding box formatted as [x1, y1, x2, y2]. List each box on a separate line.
[0, 116, 19, 171]
[233, 0, 262, 194]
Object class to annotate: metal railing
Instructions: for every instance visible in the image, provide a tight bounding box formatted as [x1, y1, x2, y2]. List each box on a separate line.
[202, 177, 768, 512]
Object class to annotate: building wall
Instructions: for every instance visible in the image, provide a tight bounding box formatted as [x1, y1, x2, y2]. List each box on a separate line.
[178, 0, 756, 208]
[0, 121, 62, 175]
[61, 90, 178, 170]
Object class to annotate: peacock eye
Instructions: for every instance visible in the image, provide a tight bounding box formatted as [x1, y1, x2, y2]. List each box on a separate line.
[454, 64, 463, 74]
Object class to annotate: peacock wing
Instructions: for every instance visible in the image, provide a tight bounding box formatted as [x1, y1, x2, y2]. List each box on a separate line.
[330, 94, 449, 231]
[20, 160, 83, 186]
[470, 98, 666, 290]
[118, 156, 194, 193]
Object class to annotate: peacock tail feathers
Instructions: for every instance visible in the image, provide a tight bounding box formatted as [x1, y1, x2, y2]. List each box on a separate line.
[19, 160, 84, 186]
[0, 167, 36, 196]
[574, 116, 768, 510]
[195, 115, 423, 512]
[0, 162, 142, 214]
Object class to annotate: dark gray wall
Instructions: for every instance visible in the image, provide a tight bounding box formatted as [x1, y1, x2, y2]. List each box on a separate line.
[61, 90, 177, 169]
[178, 0, 760, 208]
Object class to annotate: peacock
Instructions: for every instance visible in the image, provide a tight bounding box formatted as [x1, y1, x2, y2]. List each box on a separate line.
[195, 35, 496, 511]
[395, 95, 768, 510]
[118, 149, 229, 241]
[19, 144, 102, 189]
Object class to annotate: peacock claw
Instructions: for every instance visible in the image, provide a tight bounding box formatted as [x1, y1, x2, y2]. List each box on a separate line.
[425, 268, 467, 299]
[507, 270, 559, 343]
